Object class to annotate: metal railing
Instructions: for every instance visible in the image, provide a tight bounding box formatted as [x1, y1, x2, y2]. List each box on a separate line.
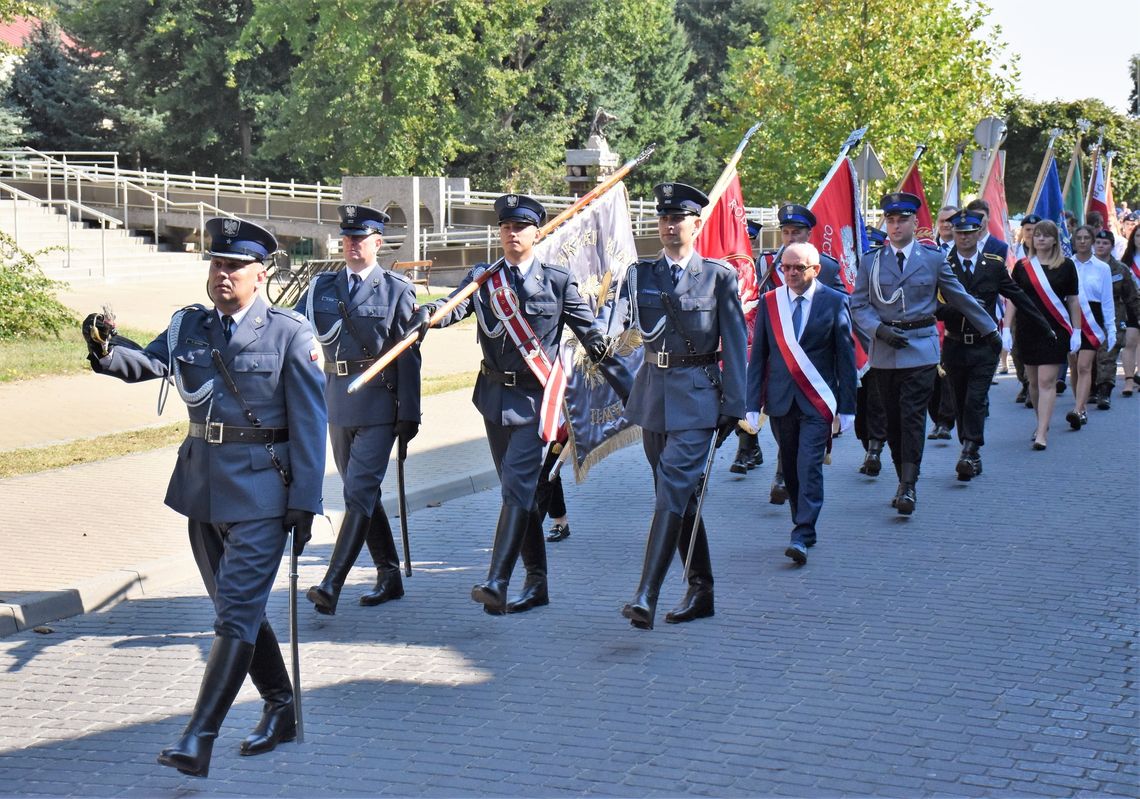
[0, 179, 124, 274]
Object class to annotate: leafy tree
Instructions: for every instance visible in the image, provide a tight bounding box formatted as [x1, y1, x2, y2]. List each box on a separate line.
[5, 21, 116, 151]
[1003, 97, 1140, 210]
[718, 0, 1015, 205]
[1128, 53, 1138, 118]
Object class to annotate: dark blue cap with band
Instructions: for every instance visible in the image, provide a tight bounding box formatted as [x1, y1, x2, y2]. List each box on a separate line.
[746, 219, 762, 240]
[880, 191, 922, 217]
[205, 217, 277, 263]
[494, 194, 546, 226]
[865, 226, 888, 247]
[338, 204, 390, 236]
[949, 209, 984, 232]
[653, 182, 709, 216]
[778, 203, 816, 229]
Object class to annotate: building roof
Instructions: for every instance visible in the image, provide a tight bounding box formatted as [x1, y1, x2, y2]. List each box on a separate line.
[0, 16, 79, 51]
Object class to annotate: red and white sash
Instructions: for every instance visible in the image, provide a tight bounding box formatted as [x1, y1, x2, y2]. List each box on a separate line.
[1021, 257, 1073, 335]
[1129, 255, 1140, 287]
[1076, 289, 1106, 348]
[764, 289, 836, 423]
[486, 266, 566, 442]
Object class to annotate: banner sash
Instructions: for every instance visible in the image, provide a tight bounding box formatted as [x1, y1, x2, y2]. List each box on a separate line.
[765, 289, 837, 423]
[1021, 257, 1073, 335]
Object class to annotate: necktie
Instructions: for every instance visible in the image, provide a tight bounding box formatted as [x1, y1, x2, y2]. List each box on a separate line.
[940, 241, 950, 255]
[349, 273, 362, 298]
[896, 251, 906, 272]
[792, 296, 804, 338]
[962, 258, 972, 275]
[222, 315, 234, 342]
[671, 263, 682, 287]
[510, 266, 522, 292]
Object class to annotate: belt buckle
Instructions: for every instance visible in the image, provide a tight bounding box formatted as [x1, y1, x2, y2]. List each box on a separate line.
[656, 350, 670, 368]
[963, 333, 975, 344]
[335, 360, 349, 376]
[503, 371, 517, 387]
[205, 422, 225, 444]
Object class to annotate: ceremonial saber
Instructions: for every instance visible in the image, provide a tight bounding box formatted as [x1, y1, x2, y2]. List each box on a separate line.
[286, 526, 304, 744]
[347, 143, 658, 394]
[682, 433, 719, 584]
[397, 437, 411, 577]
[700, 121, 762, 225]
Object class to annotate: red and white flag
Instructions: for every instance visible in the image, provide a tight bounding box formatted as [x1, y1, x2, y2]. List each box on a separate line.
[1088, 156, 1121, 240]
[696, 173, 759, 346]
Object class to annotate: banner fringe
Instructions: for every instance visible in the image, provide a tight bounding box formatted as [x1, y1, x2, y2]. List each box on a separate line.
[569, 424, 642, 483]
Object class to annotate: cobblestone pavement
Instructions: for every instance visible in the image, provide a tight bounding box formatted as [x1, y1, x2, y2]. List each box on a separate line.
[0, 377, 1136, 797]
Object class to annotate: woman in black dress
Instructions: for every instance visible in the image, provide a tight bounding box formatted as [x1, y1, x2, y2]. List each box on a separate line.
[1006, 221, 1081, 450]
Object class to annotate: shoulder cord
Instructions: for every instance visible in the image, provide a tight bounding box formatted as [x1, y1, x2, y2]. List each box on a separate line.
[303, 275, 343, 346]
[626, 264, 667, 342]
[870, 247, 906, 316]
[160, 306, 213, 415]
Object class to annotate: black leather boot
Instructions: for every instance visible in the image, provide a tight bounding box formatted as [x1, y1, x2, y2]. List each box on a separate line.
[157, 636, 254, 778]
[472, 504, 529, 615]
[665, 515, 713, 624]
[622, 510, 683, 630]
[896, 462, 918, 515]
[241, 623, 295, 756]
[1096, 384, 1112, 410]
[359, 508, 404, 606]
[746, 433, 763, 468]
[955, 441, 981, 482]
[769, 466, 788, 505]
[729, 431, 762, 474]
[859, 440, 883, 476]
[507, 511, 549, 614]
[306, 510, 369, 615]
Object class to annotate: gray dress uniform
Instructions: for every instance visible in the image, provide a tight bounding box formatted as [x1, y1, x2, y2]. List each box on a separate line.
[295, 212, 421, 613]
[851, 193, 995, 514]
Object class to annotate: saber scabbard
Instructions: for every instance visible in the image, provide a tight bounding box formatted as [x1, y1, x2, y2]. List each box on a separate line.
[682, 433, 720, 583]
[287, 526, 304, 743]
[397, 438, 411, 577]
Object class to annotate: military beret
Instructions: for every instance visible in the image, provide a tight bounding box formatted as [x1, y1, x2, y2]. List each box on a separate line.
[1021, 214, 1042, 225]
[1095, 229, 1114, 245]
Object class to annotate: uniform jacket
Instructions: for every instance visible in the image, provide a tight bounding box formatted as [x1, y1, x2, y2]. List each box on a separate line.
[936, 250, 1053, 337]
[1106, 256, 1140, 331]
[434, 260, 603, 426]
[621, 254, 747, 433]
[294, 267, 421, 428]
[92, 295, 327, 523]
[981, 235, 1009, 263]
[747, 283, 857, 418]
[760, 250, 846, 294]
[851, 241, 995, 369]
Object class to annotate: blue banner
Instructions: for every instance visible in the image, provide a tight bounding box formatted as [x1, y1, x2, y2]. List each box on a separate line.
[1033, 155, 1073, 256]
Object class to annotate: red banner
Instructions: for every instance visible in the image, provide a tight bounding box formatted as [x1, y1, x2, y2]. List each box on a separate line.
[981, 152, 1012, 266]
[1088, 156, 1121, 239]
[697, 172, 759, 344]
[899, 164, 936, 245]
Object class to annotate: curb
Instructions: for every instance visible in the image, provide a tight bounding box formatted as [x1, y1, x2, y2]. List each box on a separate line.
[0, 466, 500, 638]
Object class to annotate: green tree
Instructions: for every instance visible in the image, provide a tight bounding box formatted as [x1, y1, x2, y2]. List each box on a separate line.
[719, 0, 1015, 205]
[0, 233, 73, 339]
[1004, 97, 1140, 210]
[1128, 53, 1138, 118]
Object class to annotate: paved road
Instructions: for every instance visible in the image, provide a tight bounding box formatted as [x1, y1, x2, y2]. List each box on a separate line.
[1, 376, 1135, 797]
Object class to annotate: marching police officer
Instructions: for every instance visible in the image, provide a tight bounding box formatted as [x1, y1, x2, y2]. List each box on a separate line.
[83, 218, 326, 777]
[415, 194, 609, 615]
[857, 225, 889, 475]
[619, 182, 746, 630]
[851, 192, 995, 515]
[937, 209, 1052, 480]
[758, 204, 846, 503]
[295, 204, 421, 614]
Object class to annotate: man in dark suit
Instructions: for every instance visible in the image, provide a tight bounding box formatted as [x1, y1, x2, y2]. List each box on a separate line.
[965, 198, 1010, 263]
[295, 204, 421, 615]
[938, 209, 1053, 480]
[746, 242, 856, 565]
[83, 218, 327, 777]
[851, 193, 997, 515]
[416, 194, 609, 615]
[619, 181, 746, 630]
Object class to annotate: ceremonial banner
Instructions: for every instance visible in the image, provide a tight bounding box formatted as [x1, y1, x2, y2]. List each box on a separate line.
[1088, 156, 1121, 244]
[981, 151, 1013, 265]
[807, 156, 868, 370]
[899, 163, 936, 244]
[696, 173, 759, 345]
[1032, 155, 1073, 255]
[943, 158, 961, 209]
[535, 183, 642, 480]
[1063, 155, 1084, 222]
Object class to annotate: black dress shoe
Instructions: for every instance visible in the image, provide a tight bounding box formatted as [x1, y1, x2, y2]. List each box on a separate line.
[1079, 411, 1088, 425]
[1056, 380, 1067, 394]
[1097, 395, 1111, 410]
[1032, 441, 1047, 451]
[895, 485, 916, 515]
[769, 475, 788, 505]
[1025, 396, 1033, 409]
[1066, 410, 1082, 430]
[545, 523, 570, 542]
[1015, 384, 1028, 403]
[784, 542, 807, 565]
[928, 423, 951, 440]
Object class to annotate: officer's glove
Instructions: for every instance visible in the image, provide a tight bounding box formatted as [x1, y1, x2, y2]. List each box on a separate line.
[584, 333, 611, 364]
[82, 311, 116, 359]
[980, 329, 1001, 348]
[1000, 328, 1013, 352]
[715, 414, 739, 448]
[875, 325, 910, 349]
[394, 419, 419, 449]
[282, 509, 314, 556]
[1069, 329, 1082, 353]
[410, 304, 435, 343]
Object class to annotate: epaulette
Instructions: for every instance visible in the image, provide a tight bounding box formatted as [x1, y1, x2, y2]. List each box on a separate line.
[541, 260, 572, 278]
[921, 242, 942, 252]
[703, 256, 735, 275]
[981, 252, 1005, 266]
[267, 306, 308, 325]
[386, 268, 413, 287]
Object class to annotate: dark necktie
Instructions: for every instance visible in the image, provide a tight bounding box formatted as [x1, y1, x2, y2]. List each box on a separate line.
[510, 265, 522, 292]
[222, 315, 234, 342]
[792, 295, 804, 338]
[349, 273, 362, 298]
[896, 251, 906, 272]
[940, 241, 950, 255]
[962, 258, 972, 275]
[671, 263, 682, 287]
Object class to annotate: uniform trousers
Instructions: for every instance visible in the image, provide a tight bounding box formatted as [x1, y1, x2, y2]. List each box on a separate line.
[770, 406, 830, 544]
[855, 383, 887, 445]
[642, 427, 713, 516]
[188, 518, 286, 644]
[485, 419, 544, 511]
[1096, 336, 1124, 387]
[867, 365, 937, 474]
[331, 423, 395, 516]
[942, 338, 1000, 445]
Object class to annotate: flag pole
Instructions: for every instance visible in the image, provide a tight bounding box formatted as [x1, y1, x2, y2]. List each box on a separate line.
[893, 143, 928, 192]
[976, 123, 1009, 201]
[700, 121, 762, 223]
[808, 126, 868, 207]
[1026, 128, 1063, 214]
[1061, 119, 1090, 199]
[1083, 131, 1103, 218]
[940, 141, 967, 207]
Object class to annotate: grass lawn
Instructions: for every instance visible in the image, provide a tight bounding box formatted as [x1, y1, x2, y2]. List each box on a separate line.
[0, 327, 157, 383]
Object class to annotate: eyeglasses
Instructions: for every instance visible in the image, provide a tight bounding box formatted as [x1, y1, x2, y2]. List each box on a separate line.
[784, 264, 819, 274]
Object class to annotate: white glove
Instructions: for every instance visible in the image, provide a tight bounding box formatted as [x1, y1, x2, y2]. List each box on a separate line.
[1001, 328, 1012, 352]
[838, 413, 855, 433]
[746, 411, 761, 432]
[1069, 329, 1082, 353]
